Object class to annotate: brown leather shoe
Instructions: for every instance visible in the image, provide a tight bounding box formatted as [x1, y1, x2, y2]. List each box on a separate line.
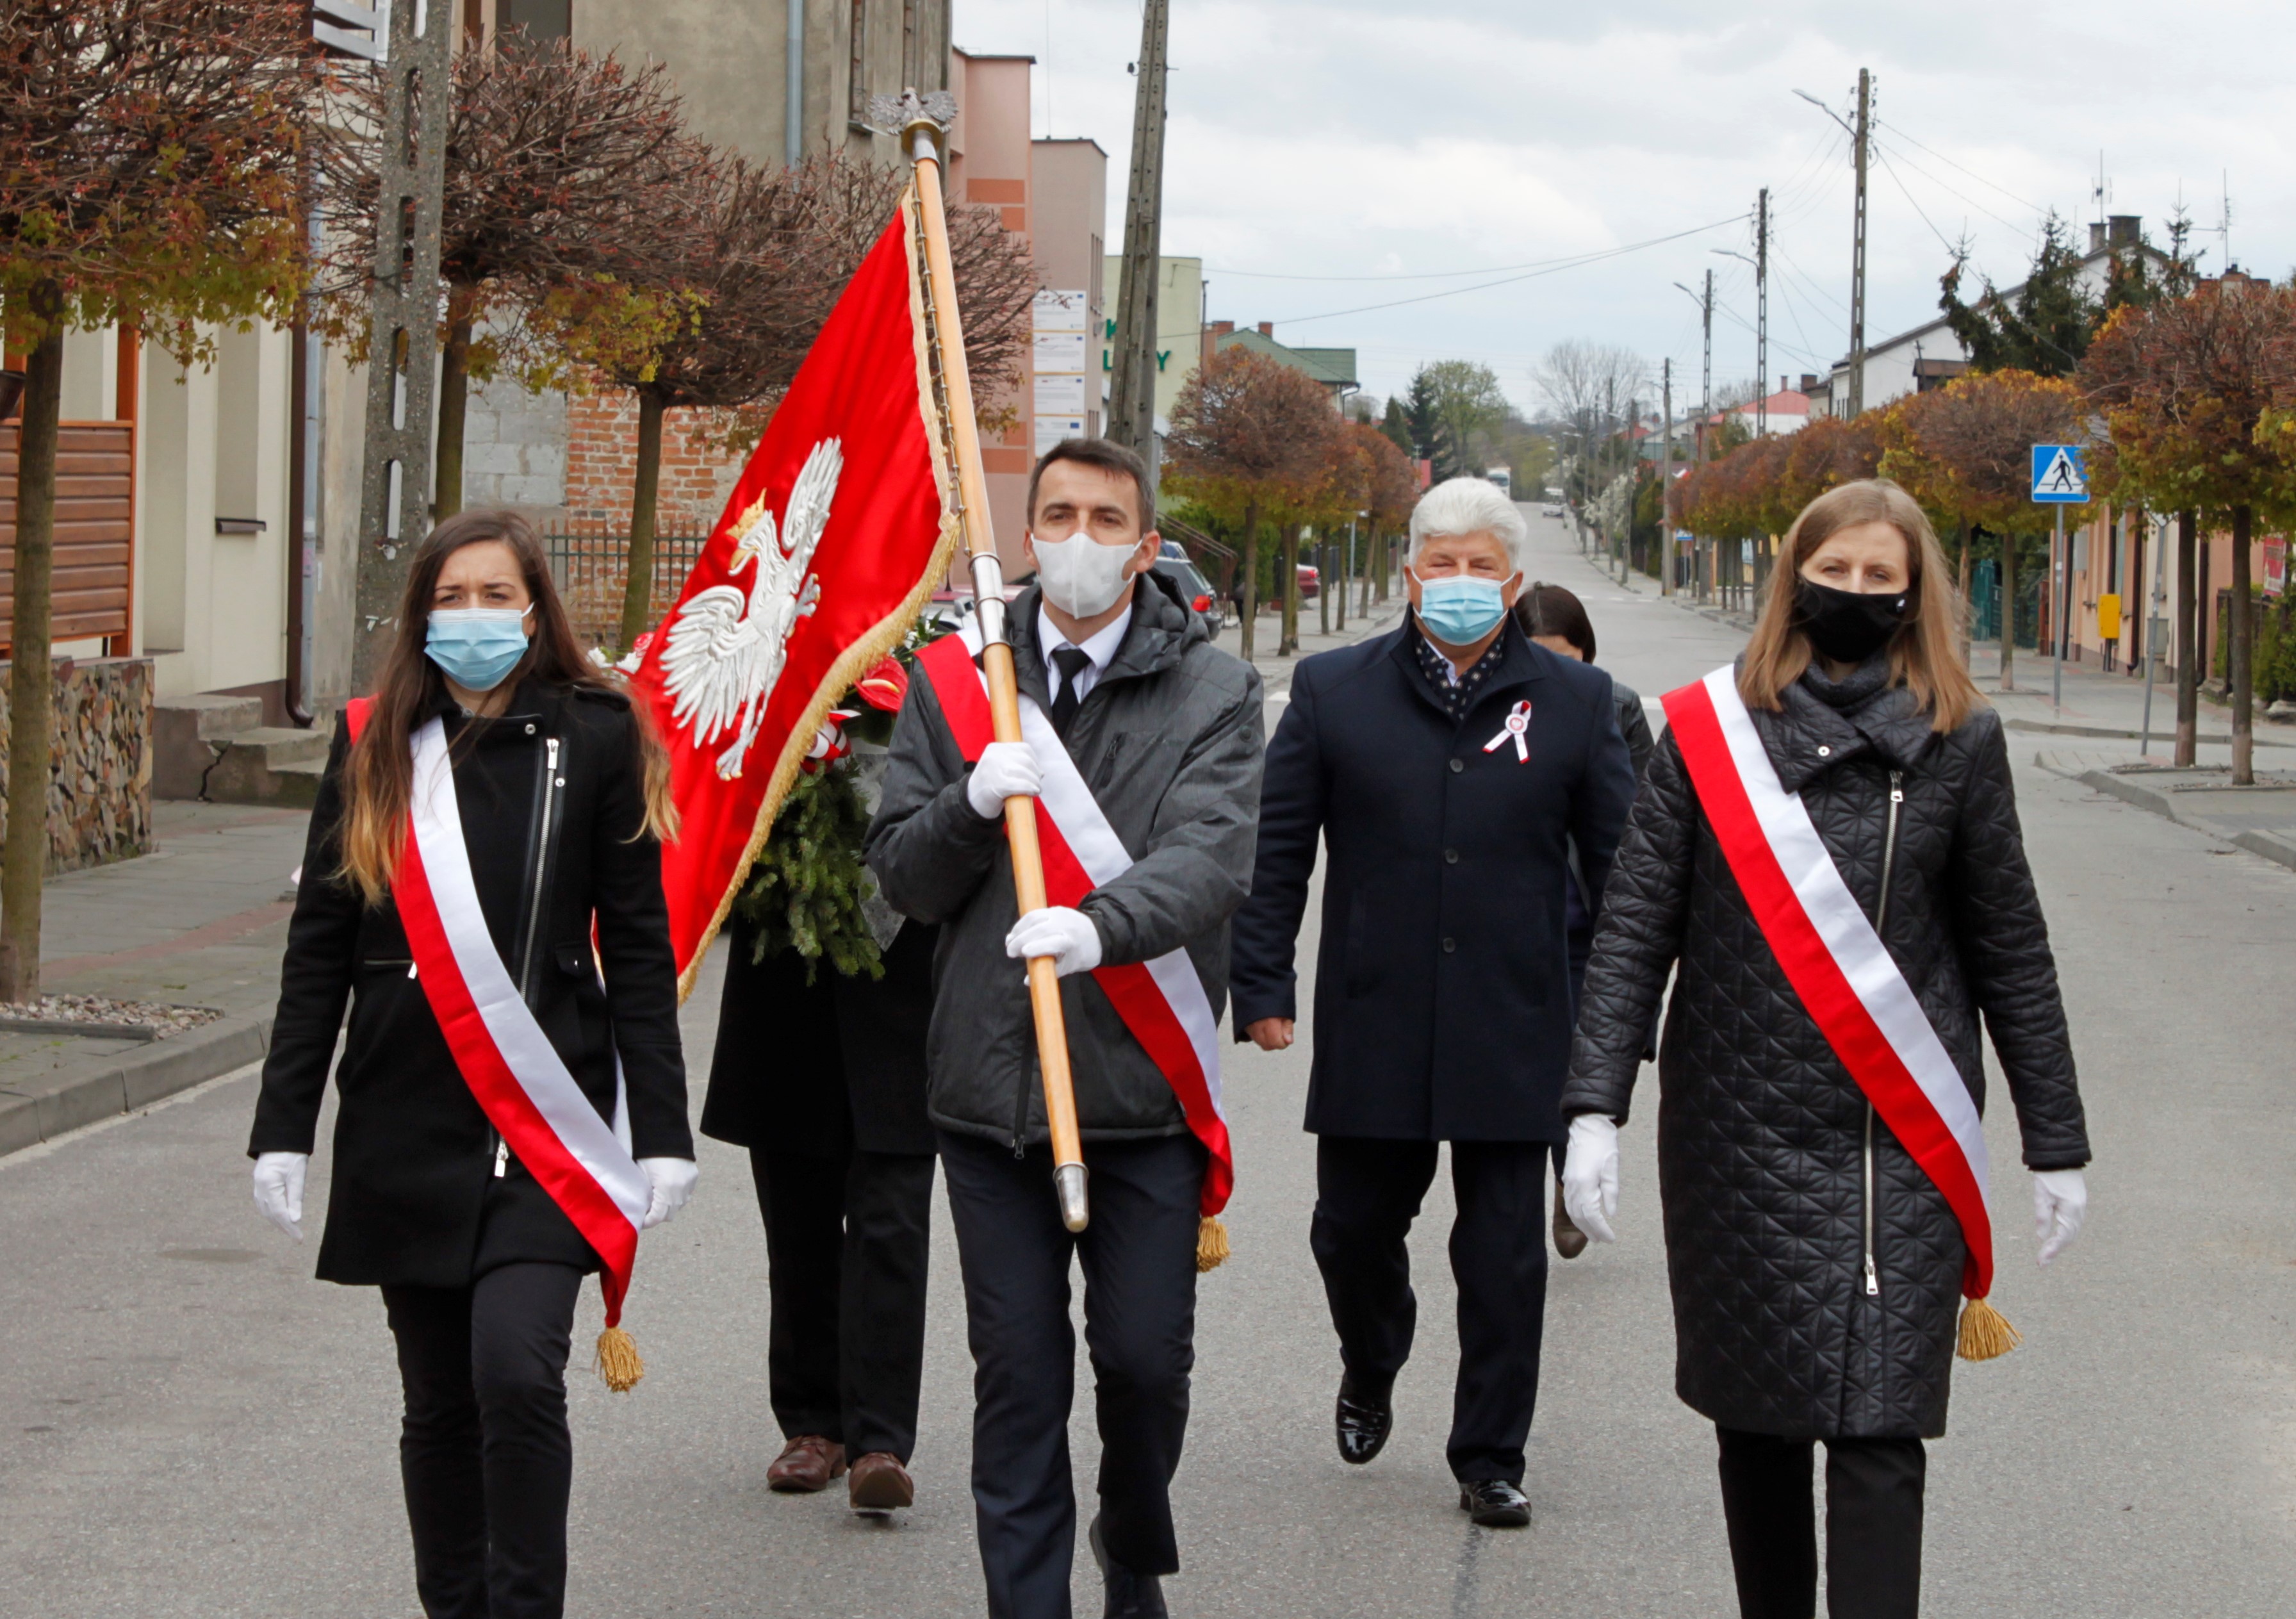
[847, 1451, 916, 1513]
[1553, 1186, 1588, 1260]
[766, 1434, 846, 1493]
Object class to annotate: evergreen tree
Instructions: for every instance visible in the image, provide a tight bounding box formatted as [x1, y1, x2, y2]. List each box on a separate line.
[1380, 396, 1414, 457]
[1404, 366, 1443, 466]
[1938, 212, 2101, 377]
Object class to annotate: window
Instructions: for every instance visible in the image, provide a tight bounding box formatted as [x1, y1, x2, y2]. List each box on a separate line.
[497, 0, 569, 45]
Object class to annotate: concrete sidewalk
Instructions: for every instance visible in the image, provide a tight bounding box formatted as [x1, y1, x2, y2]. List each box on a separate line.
[0, 800, 308, 1153]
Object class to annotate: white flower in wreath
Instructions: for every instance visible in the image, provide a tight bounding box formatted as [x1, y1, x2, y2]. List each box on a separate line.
[660, 438, 844, 779]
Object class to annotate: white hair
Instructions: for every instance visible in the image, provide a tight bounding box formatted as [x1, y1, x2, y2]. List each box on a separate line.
[1408, 477, 1527, 570]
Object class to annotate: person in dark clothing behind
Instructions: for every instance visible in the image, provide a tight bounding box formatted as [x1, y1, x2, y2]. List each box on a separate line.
[1230, 477, 1636, 1530]
[701, 732, 941, 1514]
[1513, 581, 1654, 1258]
[249, 509, 695, 1619]
[1562, 479, 2090, 1619]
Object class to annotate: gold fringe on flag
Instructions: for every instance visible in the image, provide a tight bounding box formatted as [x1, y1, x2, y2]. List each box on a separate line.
[1955, 1295, 2021, 1361]
[1195, 1215, 1231, 1274]
[594, 1326, 646, 1393]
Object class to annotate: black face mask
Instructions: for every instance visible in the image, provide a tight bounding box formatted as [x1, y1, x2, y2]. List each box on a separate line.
[1794, 576, 1910, 664]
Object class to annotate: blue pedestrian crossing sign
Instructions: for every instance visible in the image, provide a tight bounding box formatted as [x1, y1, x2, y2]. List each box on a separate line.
[2031, 443, 2088, 503]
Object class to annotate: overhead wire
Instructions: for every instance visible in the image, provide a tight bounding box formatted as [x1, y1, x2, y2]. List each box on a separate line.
[1263, 211, 1752, 325]
[1870, 135, 2033, 237]
[1871, 118, 2043, 217]
[1873, 143, 1965, 257]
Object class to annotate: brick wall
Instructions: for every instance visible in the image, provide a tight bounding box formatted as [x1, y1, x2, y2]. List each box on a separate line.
[563, 390, 751, 534]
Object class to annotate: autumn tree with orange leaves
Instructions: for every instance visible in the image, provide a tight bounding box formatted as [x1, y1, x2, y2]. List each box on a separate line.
[1, 0, 318, 999]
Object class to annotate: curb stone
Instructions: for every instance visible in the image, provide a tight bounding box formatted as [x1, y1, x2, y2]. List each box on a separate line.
[2035, 750, 2296, 876]
[0, 1012, 271, 1157]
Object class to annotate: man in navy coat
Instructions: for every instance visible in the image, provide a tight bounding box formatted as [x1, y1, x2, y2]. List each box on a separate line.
[1229, 477, 1635, 1528]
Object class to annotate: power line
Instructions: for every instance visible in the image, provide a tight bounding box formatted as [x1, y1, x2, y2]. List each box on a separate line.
[1870, 135, 2033, 237]
[1213, 215, 1747, 284]
[1870, 118, 2042, 217]
[1873, 144, 1963, 256]
[1263, 213, 1751, 325]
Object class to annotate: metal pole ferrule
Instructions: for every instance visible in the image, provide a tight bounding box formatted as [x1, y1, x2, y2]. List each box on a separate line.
[1055, 1162, 1090, 1233]
[971, 552, 1009, 647]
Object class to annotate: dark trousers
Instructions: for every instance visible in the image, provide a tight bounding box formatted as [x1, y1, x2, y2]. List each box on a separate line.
[381, 1262, 584, 1619]
[750, 1147, 935, 1460]
[1309, 1136, 1550, 1484]
[939, 1128, 1204, 1619]
[1715, 1426, 1926, 1619]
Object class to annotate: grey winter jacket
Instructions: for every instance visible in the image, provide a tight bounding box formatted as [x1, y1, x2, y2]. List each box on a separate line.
[1562, 655, 2088, 1440]
[864, 573, 1265, 1148]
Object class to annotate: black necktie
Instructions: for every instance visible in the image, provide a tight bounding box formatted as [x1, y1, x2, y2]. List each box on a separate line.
[1049, 647, 1093, 739]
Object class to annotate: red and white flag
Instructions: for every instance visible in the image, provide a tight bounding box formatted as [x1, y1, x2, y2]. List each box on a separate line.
[627, 188, 960, 993]
[1662, 666, 1996, 1299]
[914, 627, 1234, 1218]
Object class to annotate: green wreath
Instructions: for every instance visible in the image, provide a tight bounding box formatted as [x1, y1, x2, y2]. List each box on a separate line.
[734, 753, 885, 985]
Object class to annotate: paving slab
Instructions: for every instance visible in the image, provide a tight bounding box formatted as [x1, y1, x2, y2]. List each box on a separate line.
[0, 801, 306, 1155]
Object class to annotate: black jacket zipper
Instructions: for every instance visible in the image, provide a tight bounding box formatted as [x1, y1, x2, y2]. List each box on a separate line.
[493, 731, 564, 1180]
[1863, 768, 1904, 1298]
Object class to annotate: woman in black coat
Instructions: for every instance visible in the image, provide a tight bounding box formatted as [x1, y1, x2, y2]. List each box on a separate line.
[248, 509, 693, 1619]
[1561, 481, 2090, 1619]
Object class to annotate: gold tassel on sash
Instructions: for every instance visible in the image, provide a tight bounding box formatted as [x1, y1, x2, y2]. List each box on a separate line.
[1955, 1295, 2021, 1361]
[1195, 1215, 1231, 1274]
[594, 1326, 646, 1392]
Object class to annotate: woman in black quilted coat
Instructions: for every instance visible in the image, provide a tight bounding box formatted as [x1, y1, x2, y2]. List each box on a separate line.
[1560, 481, 2090, 1619]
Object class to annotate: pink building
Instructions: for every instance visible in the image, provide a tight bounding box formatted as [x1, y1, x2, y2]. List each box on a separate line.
[946, 49, 1104, 568]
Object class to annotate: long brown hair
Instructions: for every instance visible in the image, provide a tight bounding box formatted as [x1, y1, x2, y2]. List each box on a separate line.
[338, 509, 677, 904]
[1738, 478, 1983, 733]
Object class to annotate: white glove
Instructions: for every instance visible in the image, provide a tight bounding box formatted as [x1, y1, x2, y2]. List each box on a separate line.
[2033, 1168, 2087, 1265]
[1004, 905, 1103, 978]
[252, 1151, 308, 1241]
[639, 1156, 699, 1229]
[1561, 1114, 1620, 1244]
[966, 741, 1042, 819]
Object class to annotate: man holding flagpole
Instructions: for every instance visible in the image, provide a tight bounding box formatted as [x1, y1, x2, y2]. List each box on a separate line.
[867, 438, 1263, 1619]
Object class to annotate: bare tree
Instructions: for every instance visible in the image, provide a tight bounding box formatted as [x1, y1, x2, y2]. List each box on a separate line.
[578, 154, 1036, 649]
[1534, 341, 1645, 550]
[316, 38, 713, 517]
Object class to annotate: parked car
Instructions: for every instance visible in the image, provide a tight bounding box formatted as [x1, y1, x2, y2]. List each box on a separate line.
[1543, 504, 1564, 520]
[1297, 563, 1320, 600]
[1152, 541, 1225, 627]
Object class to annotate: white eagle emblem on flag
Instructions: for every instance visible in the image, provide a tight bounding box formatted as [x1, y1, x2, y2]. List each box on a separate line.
[660, 438, 844, 779]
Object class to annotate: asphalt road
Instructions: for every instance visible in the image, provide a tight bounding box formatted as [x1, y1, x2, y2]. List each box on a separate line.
[5, 511, 2294, 1615]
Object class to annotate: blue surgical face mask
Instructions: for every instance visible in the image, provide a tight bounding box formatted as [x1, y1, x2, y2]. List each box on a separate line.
[1412, 570, 1513, 646]
[426, 605, 533, 692]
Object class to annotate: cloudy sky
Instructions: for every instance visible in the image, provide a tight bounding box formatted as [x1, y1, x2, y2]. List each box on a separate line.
[955, 1, 2296, 415]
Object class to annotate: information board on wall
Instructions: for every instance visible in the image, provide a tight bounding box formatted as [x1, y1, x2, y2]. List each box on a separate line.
[1032, 290, 1091, 457]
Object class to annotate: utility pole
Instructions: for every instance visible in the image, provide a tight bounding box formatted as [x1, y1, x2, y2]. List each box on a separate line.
[1674, 272, 1713, 456]
[1848, 68, 1869, 417]
[350, 0, 452, 690]
[1660, 358, 1673, 596]
[1108, 0, 1170, 464]
[1756, 186, 1769, 438]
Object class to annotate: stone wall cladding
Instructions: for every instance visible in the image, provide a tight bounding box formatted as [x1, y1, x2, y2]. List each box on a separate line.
[0, 657, 155, 874]
[562, 390, 748, 533]
[460, 379, 568, 516]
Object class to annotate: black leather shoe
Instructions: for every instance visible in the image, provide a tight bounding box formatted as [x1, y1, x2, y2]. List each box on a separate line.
[1334, 1376, 1393, 1466]
[1088, 1514, 1168, 1618]
[1459, 1478, 1532, 1527]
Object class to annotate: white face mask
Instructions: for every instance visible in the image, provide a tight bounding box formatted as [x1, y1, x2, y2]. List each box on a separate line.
[1031, 530, 1138, 619]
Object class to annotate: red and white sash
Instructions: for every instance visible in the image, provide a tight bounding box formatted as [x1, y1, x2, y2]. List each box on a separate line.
[347, 701, 648, 1324]
[915, 629, 1234, 1217]
[1661, 667, 1996, 1299]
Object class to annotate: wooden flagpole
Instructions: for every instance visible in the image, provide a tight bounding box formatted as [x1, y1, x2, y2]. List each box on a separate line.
[891, 92, 1089, 1232]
